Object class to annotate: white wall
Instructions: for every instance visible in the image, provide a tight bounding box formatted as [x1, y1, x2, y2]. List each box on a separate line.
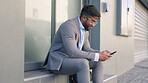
[100, 0, 135, 75]
[0, 0, 24, 83]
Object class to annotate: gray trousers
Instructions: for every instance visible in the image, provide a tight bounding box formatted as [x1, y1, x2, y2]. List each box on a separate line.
[52, 58, 103, 83]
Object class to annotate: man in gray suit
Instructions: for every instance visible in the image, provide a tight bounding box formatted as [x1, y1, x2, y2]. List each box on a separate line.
[44, 5, 113, 83]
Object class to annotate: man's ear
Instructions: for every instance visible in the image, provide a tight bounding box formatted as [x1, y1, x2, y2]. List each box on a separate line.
[81, 15, 87, 22]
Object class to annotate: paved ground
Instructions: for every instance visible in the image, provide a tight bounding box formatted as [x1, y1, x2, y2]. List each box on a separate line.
[117, 58, 148, 83]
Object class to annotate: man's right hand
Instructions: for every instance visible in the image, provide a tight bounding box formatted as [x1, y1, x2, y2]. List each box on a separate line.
[99, 50, 112, 61]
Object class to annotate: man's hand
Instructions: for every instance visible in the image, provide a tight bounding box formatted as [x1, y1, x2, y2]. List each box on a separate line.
[99, 50, 112, 61]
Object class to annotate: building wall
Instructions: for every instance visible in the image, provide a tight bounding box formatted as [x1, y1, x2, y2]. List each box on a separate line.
[99, 0, 135, 76]
[0, 0, 24, 83]
[0, 0, 146, 83]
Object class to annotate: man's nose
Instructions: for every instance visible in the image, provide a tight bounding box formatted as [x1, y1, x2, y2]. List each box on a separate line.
[91, 24, 95, 27]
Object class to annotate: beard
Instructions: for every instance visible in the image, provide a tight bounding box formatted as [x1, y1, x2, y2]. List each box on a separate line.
[82, 21, 90, 31]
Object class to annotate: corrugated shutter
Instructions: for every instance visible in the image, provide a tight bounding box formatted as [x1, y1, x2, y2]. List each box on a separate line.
[134, 0, 148, 63]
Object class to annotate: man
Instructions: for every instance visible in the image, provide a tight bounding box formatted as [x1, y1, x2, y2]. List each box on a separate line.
[44, 5, 113, 83]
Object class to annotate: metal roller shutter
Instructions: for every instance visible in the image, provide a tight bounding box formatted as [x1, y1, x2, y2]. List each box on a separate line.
[134, 0, 148, 63]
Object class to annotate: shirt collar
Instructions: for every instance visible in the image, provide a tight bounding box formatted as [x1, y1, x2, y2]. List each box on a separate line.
[78, 17, 85, 30]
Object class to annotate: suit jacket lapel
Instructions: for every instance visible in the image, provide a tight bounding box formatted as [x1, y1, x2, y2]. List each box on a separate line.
[73, 17, 81, 46]
[73, 17, 88, 48]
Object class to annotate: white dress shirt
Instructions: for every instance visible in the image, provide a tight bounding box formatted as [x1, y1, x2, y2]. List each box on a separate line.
[77, 17, 99, 61]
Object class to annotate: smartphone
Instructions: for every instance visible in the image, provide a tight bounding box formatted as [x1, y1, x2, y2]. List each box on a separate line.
[110, 51, 117, 55]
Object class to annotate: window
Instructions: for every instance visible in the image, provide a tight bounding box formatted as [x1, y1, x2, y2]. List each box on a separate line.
[116, 0, 133, 36]
[25, 0, 85, 71]
[55, 0, 82, 31]
[25, 0, 52, 71]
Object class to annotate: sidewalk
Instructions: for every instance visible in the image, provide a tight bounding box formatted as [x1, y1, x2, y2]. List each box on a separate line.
[117, 58, 148, 83]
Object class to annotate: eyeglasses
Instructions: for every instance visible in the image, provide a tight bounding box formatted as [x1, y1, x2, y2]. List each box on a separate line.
[86, 17, 98, 26]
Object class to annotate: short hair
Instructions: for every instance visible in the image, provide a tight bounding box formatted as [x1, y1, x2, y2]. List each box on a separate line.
[80, 5, 101, 18]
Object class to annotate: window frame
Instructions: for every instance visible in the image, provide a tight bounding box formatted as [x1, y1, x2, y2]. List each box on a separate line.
[25, 0, 87, 71]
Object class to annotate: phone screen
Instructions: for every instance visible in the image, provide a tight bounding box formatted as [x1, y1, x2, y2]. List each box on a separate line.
[110, 51, 117, 55]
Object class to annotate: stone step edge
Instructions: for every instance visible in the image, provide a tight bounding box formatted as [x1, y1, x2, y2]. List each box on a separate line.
[103, 75, 117, 82]
[24, 70, 117, 82]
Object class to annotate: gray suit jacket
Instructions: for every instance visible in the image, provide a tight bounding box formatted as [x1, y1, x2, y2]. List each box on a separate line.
[44, 17, 99, 70]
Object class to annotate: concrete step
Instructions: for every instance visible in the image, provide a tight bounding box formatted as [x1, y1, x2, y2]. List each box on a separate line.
[24, 69, 68, 83]
[103, 74, 117, 83]
[24, 69, 117, 83]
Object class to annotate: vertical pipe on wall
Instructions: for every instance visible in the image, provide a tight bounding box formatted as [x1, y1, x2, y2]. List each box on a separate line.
[51, 0, 56, 43]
